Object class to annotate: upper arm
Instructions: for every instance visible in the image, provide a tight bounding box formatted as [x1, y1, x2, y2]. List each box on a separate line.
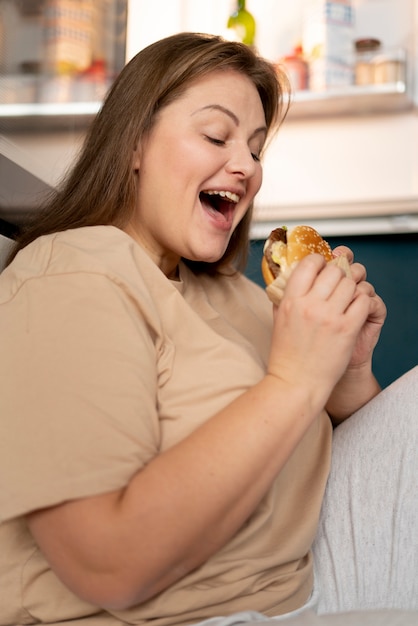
[1, 272, 160, 522]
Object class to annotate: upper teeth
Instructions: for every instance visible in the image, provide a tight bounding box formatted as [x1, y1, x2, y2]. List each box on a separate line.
[204, 190, 240, 203]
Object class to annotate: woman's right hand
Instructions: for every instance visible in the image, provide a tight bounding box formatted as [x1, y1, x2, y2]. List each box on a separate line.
[267, 253, 371, 410]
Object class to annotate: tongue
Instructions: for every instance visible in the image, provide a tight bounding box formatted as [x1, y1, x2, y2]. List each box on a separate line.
[201, 196, 234, 225]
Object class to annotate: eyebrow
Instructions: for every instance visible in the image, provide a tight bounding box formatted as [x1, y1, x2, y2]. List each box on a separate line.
[194, 104, 267, 139]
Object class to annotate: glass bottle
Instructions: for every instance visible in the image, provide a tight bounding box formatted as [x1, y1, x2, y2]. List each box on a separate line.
[279, 44, 309, 91]
[227, 0, 256, 48]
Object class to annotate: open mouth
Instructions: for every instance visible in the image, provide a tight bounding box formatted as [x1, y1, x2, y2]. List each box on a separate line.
[199, 190, 240, 225]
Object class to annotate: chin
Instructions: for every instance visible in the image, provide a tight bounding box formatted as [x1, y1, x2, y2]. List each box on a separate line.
[187, 254, 222, 266]
[187, 242, 227, 265]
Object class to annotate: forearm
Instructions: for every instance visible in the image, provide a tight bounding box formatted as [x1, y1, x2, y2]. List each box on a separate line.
[28, 375, 323, 610]
[325, 362, 381, 425]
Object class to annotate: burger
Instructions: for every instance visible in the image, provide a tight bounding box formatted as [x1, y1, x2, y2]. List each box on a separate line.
[262, 225, 351, 304]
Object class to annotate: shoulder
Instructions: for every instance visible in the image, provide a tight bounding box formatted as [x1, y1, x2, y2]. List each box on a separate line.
[33, 226, 140, 276]
[0, 226, 157, 302]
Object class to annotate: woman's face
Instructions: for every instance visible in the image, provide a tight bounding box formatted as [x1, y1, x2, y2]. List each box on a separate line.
[127, 69, 267, 277]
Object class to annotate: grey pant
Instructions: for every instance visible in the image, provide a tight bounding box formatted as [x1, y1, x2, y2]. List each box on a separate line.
[313, 364, 418, 613]
[195, 366, 418, 625]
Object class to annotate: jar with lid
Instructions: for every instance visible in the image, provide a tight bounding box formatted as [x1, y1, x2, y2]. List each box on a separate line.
[373, 48, 406, 85]
[354, 38, 381, 85]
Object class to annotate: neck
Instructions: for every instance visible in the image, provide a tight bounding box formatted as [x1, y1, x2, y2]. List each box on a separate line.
[122, 223, 180, 279]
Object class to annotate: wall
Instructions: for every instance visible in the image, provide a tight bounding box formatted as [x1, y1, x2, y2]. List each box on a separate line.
[255, 111, 418, 225]
[126, 0, 416, 65]
[126, 0, 418, 228]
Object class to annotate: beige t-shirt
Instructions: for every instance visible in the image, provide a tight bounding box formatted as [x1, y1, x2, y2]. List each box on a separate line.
[0, 226, 332, 626]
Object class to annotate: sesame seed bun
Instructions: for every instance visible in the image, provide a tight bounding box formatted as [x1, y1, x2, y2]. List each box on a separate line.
[262, 225, 349, 290]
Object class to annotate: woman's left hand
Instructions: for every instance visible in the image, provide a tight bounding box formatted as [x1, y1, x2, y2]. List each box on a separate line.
[332, 246, 387, 370]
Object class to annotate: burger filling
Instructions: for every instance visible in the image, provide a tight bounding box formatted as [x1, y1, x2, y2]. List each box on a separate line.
[264, 227, 288, 277]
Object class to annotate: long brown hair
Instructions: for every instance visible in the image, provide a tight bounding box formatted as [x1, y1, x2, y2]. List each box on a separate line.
[7, 32, 290, 272]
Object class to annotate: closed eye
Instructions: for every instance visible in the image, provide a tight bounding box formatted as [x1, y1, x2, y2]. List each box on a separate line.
[206, 136, 261, 162]
[206, 136, 225, 146]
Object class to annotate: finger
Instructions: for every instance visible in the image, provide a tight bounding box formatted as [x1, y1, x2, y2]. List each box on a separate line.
[344, 291, 372, 331]
[310, 262, 352, 301]
[332, 245, 354, 264]
[329, 274, 357, 312]
[355, 280, 376, 298]
[284, 254, 327, 298]
[365, 293, 387, 324]
[349, 262, 367, 284]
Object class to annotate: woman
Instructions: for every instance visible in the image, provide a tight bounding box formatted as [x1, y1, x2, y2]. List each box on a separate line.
[0, 32, 416, 626]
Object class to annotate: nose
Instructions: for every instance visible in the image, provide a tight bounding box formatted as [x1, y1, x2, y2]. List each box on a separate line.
[225, 141, 258, 179]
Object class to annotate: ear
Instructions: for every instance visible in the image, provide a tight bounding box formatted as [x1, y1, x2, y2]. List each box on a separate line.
[132, 146, 141, 172]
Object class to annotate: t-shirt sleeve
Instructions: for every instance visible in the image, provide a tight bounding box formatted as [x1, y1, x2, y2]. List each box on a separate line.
[0, 272, 161, 522]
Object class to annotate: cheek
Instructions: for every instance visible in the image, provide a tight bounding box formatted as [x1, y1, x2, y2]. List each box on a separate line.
[163, 137, 205, 185]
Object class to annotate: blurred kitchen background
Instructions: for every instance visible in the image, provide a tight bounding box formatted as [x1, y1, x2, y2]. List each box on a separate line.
[0, 0, 417, 388]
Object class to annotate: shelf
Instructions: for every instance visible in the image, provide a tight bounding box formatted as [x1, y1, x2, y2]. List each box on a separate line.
[0, 81, 414, 132]
[251, 213, 418, 238]
[250, 197, 418, 238]
[286, 81, 413, 119]
[0, 101, 103, 132]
